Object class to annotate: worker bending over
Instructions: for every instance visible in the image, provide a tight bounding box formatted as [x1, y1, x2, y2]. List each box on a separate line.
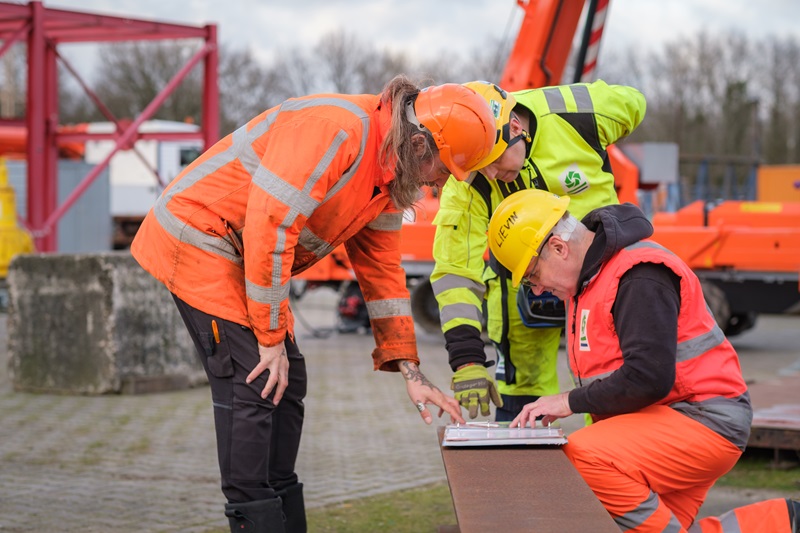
[431, 80, 645, 420]
[488, 189, 798, 532]
[131, 76, 497, 532]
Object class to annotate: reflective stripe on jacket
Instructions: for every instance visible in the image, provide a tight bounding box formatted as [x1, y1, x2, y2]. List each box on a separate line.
[431, 80, 646, 370]
[131, 94, 418, 371]
[513, 79, 645, 217]
[567, 240, 751, 440]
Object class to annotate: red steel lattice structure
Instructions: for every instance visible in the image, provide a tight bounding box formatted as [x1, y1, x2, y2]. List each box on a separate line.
[0, 1, 219, 251]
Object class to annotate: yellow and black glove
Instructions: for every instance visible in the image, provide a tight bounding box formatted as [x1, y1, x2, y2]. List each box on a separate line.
[451, 364, 503, 419]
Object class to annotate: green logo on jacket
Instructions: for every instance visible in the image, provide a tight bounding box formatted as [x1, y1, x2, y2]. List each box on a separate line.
[560, 164, 589, 195]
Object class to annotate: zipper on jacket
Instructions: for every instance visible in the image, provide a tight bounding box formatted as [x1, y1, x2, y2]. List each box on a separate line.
[223, 219, 244, 256]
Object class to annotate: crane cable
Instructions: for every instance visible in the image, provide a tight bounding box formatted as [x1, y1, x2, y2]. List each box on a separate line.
[492, 1, 523, 83]
[288, 281, 337, 339]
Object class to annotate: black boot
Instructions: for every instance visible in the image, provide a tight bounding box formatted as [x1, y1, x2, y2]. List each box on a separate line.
[276, 483, 307, 533]
[789, 498, 800, 533]
[225, 497, 285, 533]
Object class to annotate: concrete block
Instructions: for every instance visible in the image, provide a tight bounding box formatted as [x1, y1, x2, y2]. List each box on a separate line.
[6, 251, 206, 394]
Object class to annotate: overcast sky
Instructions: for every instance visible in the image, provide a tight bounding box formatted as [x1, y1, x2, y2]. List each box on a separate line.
[38, 0, 800, 77]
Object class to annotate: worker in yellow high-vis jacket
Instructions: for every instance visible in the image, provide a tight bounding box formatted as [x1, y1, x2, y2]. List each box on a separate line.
[431, 80, 646, 420]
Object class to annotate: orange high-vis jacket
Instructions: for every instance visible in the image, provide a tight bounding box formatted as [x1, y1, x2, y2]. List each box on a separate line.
[131, 94, 418, 371]
[567, 241, 750, 424]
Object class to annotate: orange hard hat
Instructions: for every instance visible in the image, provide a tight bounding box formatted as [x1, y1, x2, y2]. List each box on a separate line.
[411, 84, 495, 181]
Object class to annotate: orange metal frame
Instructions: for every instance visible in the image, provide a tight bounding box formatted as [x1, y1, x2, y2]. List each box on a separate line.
[0, 1, 219, 251]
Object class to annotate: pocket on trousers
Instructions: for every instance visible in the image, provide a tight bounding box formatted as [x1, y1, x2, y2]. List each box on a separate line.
[198, 327, 234, 378]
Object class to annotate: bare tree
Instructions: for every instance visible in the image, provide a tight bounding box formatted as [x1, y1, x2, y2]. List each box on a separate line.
[92, 40, 203, 123]
[54, 40, 277, 137]
[314, 31, 367, 93]
[1, 44, 25, 118]
[759, 37, 800, 164]
[355, 49, 414, 94]
[269, 47, 319, 97]
[217, 45, 279, 135]
[12, 24, 800, 172]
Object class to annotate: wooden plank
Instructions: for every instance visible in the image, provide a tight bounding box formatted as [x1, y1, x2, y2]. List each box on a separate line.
[437, 426, 618, 533]
[747, 374, 800, 451]
[748, 374, 800, 411]
[748, 427, 800, 450]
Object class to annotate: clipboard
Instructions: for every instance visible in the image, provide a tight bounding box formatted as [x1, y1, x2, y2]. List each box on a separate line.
[441, 422, 567, 447]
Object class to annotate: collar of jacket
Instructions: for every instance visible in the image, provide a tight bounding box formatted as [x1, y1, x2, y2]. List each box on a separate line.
[374, 99, 395, 188]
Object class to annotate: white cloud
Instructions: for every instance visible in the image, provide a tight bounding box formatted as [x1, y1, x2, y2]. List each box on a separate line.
[603, 0, 800, 54]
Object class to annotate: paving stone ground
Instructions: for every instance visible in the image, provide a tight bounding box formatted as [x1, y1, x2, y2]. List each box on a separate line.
[0, 289, 797, 532]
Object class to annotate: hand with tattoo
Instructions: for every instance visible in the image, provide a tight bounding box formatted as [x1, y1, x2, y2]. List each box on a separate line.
[399, 360, 465, 425]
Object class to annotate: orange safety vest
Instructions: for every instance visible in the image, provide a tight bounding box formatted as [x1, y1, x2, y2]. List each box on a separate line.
[566, 240, 749, 420]
[131, 94, 418, 371]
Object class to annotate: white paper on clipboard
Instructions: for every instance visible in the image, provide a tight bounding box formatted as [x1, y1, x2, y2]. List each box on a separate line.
[442, 423, 567, 447]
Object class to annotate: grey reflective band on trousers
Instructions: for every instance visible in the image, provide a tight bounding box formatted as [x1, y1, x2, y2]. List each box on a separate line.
[613, 490, 683, 533]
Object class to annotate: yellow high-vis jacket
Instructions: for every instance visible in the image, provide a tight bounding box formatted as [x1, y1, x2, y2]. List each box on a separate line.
[431, 80, 646, 373]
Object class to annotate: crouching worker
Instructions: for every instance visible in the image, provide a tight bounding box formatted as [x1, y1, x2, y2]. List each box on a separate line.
[130, 75, 493, 532]
[487, 189, 799, 533]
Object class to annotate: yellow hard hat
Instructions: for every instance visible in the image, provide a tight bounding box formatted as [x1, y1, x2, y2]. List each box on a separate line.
[488, 189, 570, 287]
[463, 81, 516, 169]
[412, 83, 496, 181]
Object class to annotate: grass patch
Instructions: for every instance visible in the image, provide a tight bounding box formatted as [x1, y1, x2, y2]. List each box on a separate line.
[304, 453, 799, 532]
[307, 482, 455, 533]
[205, 450, 798, 533]
[123, 436, 151, 455]
[717, 449, 800, 492]
[112, 414, 132, 427]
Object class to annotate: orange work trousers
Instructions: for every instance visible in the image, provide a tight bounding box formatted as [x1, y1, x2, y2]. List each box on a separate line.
[563, 405, 792, 532]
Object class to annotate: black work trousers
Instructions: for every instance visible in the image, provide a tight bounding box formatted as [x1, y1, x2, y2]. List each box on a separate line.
[172, 295, 307, 503]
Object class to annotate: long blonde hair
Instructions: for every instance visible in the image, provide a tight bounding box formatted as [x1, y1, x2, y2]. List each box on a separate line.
[379, 75, 437, 209]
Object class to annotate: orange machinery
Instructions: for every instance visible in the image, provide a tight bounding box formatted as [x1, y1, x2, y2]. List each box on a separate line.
[293, 0, 630, 279]
[0, 124, 86, 160]
[651, 200, 800, 334]
[296, 0, 800, 336]
[296, 0, 640, 332]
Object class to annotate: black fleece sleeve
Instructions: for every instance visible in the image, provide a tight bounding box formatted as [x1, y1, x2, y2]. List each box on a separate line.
[568, 262, 681, 416]
[445, 324, 488, 371]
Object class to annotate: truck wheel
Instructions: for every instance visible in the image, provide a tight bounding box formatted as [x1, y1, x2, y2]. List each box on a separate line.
[700, 280, 730, 333]
[724, 312, 758, 337]
[336, 281, 370, 334]
[409, 277, 442, 336]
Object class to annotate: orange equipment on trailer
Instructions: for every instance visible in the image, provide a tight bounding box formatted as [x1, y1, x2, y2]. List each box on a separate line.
[0, 125, 86, 160]
[651, 200, 800, 334]
[295, 0, 800, 337]
[402, 0, 641, 333]
[292, 0, 639, 332]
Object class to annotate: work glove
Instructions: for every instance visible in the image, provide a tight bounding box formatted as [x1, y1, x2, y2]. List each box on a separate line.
[451, 364, 503, 419]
